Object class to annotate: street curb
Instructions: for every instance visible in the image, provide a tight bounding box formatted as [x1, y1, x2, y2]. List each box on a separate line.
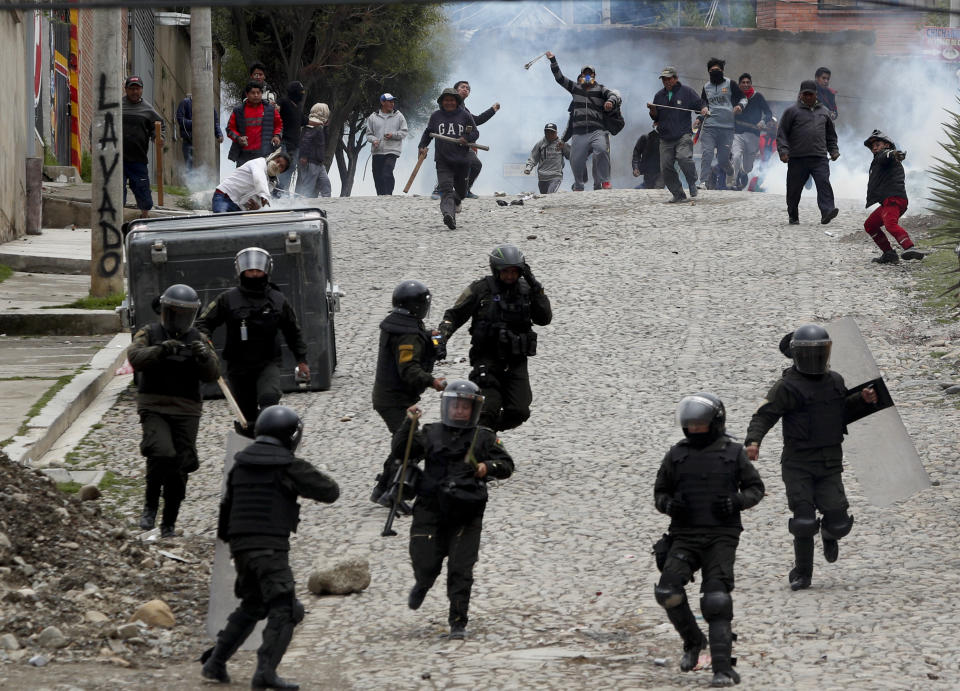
[0, 251, 89, 274]
[0, 309, 121, 335]
[5, 332, 130, 466]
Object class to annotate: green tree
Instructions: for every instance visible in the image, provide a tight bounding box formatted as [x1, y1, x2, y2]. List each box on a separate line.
[214, 4, 450, 196]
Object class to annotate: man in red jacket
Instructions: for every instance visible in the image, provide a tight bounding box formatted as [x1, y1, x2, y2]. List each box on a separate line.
[227, 82, 283, 167]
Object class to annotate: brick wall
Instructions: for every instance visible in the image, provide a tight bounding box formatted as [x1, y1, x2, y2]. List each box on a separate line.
[77, 9, 128, 157]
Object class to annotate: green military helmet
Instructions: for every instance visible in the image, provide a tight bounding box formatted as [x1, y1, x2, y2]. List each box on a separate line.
[488, 244, 525, 279]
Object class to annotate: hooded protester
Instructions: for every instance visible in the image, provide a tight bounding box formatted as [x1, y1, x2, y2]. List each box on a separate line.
[731, 73, 773, 190]
[544, 51, 622, 190]
[227, 81, 283, 167]
[212, 153, 289, 212]
[776, 80, 840, 225]
[418, 88, 479, 230]
[366, 93, 409, 195]
[296, 103, 332, 198]
[632, 129, 662, 190]
[862, 129, 923, 264]
[697, 58, 747, 190]
[175, 93, 224, 171]
[276, 81, 306, 192]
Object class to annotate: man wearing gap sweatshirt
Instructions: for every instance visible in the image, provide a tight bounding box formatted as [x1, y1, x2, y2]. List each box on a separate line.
[418, 88, 478, 231]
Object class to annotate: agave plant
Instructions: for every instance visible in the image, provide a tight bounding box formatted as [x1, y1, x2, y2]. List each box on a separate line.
[929, 100, 960, 314]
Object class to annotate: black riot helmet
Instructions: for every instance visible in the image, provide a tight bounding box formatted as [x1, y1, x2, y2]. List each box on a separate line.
[254, 405, 304, 451]
[488, 244, 525, 280]
[440, 379, 484, 429]
[676, 392, 726, 442]
[790, 323, 832, 375]
[159, 284, 201, 338]
[392, 279, 432, 320]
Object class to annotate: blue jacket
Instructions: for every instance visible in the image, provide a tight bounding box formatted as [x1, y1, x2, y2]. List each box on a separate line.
[175, 96, 223, 142]
[650, 82, 703, 142]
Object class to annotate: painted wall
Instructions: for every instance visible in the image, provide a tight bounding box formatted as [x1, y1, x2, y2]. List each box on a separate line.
[0, 5, 28, 242]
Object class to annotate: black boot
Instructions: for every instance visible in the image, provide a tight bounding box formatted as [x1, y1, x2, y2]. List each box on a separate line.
[789, 537, 814, 591]
[139, 506, 157, 530]
[200, 610, 258, 683]
[708, 620, 740, 686]
[251, 618, 299, 690]
[665, 600, 706, 671]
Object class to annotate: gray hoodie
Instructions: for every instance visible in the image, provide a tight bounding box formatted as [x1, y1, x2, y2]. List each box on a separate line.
[365, 109, 408, 157]
[525, 136, 570, 181]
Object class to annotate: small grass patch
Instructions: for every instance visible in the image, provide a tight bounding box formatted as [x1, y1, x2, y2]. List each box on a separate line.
[0, 264, 12, 284]
[930, 351, 948, 358]
[154, 184, 190, 197]
[56, 481, 83, 494]
[42, 292, 126, 310]
[13, 373, 76, 438]
[913, 229, 960, 321]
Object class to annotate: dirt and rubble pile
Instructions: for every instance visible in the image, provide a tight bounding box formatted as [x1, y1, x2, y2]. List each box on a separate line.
[0, 450, 214, 667]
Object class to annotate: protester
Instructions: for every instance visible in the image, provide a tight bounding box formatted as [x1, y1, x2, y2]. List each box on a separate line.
[226, 81, 283, 167]
[175, 93, 223, 171]
[649, 66, 703, 203]
[276, 81, 306, 193]
[366, 93, 409, 196]
[121, 75, 165, 219]
[814, 67, 838, 121]
[731, 73, 772, 190]
[524, 123, 570, 194]
[862, 129, 924, 264]
[211, 153, 289, 213]
[545, 51, 621, 191]
[456, 80, 499, 198]
[697, 58, 747, 191]
[296, 103, 332, 198]
[632, 128, 662, 189]
[417, 88, 479, 230]
[776, 80, 840, 225]
[248, 61, 276, 105]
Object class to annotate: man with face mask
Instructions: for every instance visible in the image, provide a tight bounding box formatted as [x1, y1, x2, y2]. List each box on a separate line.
[437, 244, 552, 432]
[776, 80, 840, 225]
[745, 325, 879, 591]
[196, 248, 310, 436]
[697, 58, 747, 190]
[275, 81, 306, 193]
[211, 153, 289, 212]
[654, 393, 764, 687]
[128, 284, 220, 537]
[544, 52, 621, 191]
[399, 380, 514, 640]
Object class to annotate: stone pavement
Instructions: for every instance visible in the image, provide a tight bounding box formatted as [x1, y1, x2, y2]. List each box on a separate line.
[33, 189, 960, 688]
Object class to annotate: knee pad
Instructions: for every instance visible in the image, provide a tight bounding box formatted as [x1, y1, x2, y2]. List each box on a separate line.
[789, 515, 820, 538]
[240, 602, 268, 621]
[266, 594, 298, 624]
[291, 598, 305, 624]
[700, 588, 733, 623]
[469, 364, 500, 390]
[821, 511, 854, 540]
[655, 577, 686, 609]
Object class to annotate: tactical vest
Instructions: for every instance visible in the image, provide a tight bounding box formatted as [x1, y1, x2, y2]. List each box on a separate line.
[226, 443, 300, 538]
[470, 277, 536, 358]
[221, 287, 286, 366]
[374, 312, 436, 402]
[418, 423, 488, 503]
[228, 102, 277, 160]
[702, 78, 736, 130]
[669, 439, 743, 529]
[781, 369, 847, 449]
[136, 323, 205, 401]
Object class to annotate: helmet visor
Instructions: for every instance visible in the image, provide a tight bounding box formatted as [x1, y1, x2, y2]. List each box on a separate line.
[792, 341, 831, 374]
[235, 248, 272, 276]
[675, 395, 720, 430]
[440, 390, 485, 428]
[160, 303, 198, 336]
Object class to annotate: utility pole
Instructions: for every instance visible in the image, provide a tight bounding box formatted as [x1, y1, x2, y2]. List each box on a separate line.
[190, 7, 217, 181]
[90, 8, 125, 297]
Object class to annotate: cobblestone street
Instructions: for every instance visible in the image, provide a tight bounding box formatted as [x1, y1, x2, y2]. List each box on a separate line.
[68, 188, 960, 689]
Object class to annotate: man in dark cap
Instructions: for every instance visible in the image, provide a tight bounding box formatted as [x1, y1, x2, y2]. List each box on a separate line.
[122, 75, 165, 218]
[776, 80, 840, 226]
[524, 122, 570, 193]
[649, 65, 703, 203]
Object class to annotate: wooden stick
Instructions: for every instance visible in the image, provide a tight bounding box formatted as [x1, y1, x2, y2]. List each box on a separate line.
[429, 133, 490, 151]
[217, 376, 248, 429]
[154, 121, 164, 207]
[403, 149, 428, 194]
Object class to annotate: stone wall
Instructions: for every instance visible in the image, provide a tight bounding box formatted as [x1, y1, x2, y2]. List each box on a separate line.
[0, 5, 27, 243]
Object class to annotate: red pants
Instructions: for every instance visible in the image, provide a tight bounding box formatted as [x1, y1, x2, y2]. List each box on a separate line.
[864, 197, 912, 252]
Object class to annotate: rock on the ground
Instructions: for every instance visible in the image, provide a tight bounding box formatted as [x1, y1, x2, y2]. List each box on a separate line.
[36, 626, 69, 649]
[0, 633, 20, 650]
[307, 556, 371, 595]
[115, 623, 141, 640]
[78, 484, 101, 501]
[0, 530, 12, 563]
[129, 600, 175, 628]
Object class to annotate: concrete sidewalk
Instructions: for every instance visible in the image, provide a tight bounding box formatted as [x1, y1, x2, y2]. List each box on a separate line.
[0, 227, 131, 473]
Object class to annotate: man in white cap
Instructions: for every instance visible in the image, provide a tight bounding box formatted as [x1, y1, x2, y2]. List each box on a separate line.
[365, 93, 409, 195]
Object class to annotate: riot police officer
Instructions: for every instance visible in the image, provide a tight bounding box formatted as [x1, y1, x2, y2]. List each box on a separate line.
[398, 380, 514, 640]
[127, 284, 220, 537]
[196, 247, 310, 436]
[745, 324, 878, 591]
[201, 405, 339, 688]
[437, 244, 552, 432]
[654, 393, 764, 687]
[370, 279, 446, 504]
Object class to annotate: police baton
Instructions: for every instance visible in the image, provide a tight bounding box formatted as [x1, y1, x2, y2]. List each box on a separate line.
[382, 413, 419, 537]
[217, 376, 249, 431]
